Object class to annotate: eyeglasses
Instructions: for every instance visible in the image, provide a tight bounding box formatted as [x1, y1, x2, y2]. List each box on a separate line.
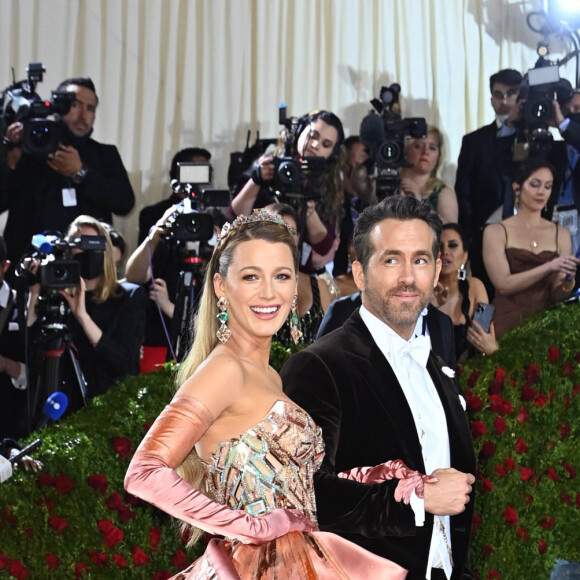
[491, 88, 519, 101]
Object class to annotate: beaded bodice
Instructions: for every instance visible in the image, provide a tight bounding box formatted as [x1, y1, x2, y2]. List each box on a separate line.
[202, 400, 324, 524]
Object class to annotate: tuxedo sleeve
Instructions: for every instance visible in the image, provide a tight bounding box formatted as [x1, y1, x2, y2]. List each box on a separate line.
[561, 119, 580, 152]
[455, 134, 475, 232]
[281, 349, 416, 538]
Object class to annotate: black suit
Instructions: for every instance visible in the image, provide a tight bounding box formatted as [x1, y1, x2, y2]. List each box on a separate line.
[282, 310, 476, 580]
[317, 293, 456, 369]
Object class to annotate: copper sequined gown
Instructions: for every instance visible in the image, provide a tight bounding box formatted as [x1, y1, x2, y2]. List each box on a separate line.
[170, 400, 407, 579]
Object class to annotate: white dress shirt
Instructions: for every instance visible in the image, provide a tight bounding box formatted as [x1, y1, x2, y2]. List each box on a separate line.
[359, 305, 453, 579]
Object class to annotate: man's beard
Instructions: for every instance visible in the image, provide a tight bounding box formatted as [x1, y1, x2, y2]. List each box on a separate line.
[365, 282, 432, 333]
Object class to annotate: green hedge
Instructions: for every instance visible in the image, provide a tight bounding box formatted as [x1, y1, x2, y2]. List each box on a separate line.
[1, 305, 578, 579]
[461, 303, 580, 579]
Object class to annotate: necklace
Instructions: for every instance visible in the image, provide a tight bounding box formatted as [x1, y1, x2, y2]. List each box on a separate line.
[530, 240, 538, 249]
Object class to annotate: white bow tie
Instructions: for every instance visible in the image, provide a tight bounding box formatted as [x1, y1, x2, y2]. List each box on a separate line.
[401, 335, 431, 367]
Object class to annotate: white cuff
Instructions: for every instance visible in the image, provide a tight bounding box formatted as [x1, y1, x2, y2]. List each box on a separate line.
[559, 118, 571, 133]
[0, 455, 13, 483]
[409, 488, 425, 526]
[11, 363, 27, 390]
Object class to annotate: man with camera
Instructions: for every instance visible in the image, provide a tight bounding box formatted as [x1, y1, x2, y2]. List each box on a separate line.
[0, 77, 134, 266]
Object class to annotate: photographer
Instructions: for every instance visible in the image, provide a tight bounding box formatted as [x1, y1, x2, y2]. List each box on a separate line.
[0, 236, 28, 440]
[27, 216, 146, 417]
[230, 110, 345, 273]
[1, 77, 134, 265]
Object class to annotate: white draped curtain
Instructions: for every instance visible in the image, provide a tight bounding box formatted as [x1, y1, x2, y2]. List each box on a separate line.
[1, 0, 577, 251]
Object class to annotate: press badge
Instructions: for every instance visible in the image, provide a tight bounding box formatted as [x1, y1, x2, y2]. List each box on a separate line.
[558, 207, 578, 236]
[62, 188, 78, 207]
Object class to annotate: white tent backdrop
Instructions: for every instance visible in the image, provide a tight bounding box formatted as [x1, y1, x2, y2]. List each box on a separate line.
[1, 0, 578, 251]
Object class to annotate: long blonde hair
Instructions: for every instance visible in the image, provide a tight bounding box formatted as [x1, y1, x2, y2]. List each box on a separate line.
[175, 214, 298, 546]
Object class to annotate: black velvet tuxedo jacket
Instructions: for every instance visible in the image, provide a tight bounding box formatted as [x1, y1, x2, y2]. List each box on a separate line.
[281, 310, 476, 580]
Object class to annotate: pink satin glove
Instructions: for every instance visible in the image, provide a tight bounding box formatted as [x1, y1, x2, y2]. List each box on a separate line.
[124, 395, 316, 543]
[338, 459, 439, 505]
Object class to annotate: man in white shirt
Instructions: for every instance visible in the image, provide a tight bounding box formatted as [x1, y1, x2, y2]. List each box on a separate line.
[282, 195, 476, 580]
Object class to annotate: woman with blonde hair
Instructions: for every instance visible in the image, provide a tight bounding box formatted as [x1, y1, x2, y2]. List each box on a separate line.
[125, 210, 433, 578]
[27, 215, 146, 417]
[399, 125, 458, 224]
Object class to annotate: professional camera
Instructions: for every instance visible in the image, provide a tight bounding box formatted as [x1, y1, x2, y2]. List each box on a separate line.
[270, 104, 328, 197]
[163, 162, 230, 243]
[360, 84, 427, 199]
[0, 62, 75, 157]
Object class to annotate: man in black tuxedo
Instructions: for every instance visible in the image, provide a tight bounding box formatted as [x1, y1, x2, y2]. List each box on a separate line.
[317, 292, 456, 369]
[455, 69, 522, 295]
[282, 196, 476, 580]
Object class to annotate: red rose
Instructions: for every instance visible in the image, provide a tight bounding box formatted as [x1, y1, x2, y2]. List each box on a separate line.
[515, 438, 529, 454]
[540, 516, 555, 529]
[534, 393, 548, 407]
[153, 573, 172, 580]
[35, 497, 53, 514]
[467, 369, 480, 387]
[53, 474, 74, 495]
[88, 551, 108, 566]
[481, 478, 494, 493]
[563, 462, 576, 479]
[75, 563, 88, 579]
[45, 553, 60, 571]
[547, 346, 561, 362]
[538, 539, 548, 554]
[493, 417, 507, 435]
[560, 423, 571, 440]
[466, 393, 483, 412]
[0, 553, 9, 569]
[98, 520, 114, 534]
[480, 441, 496, 459]
[48, 516, 69, 533]
[87, 474, 109, 495]
[520, 384, 538, 402]
[495, 464, 506, 478]
[504, 457, 516, 472]
[525, 494, 535, 506]
[524, 364, 540, 384]
[546, 466, 559, 482]
[125, 492, 144, 507]
[106, 492, 124, 511]
[520, 467, 535, 481]
[470, 421, 487, 438]
[456, 363, 464, 377]
[517, 406, 530, 423]
[1, 505, 17, 526]
[36, 473, 55, 487]
[471, 513, 483, 533]
[172, 549, 188, 569]
[503, 505, 518, 526]
[563, 362, 574, 376]
[564, 395, 571, 410]
[150, 527, 162, 552]
[561, 492, 572, 505]
[112, 436, 133, 460]
[573, 385, 580, 397]
[118, 506, 136, 523]
[517, 526, 530, 540]
[8, 560, 29, 580]
[113, 554, 127, 568]
[104, 528, 124, 549]
[487, 572, 501, 580]
[483, 544, 495, 559]
[132, 546, 149, 566]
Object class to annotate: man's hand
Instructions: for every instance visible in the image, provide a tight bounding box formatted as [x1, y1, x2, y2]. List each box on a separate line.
[46, 144, 82, 177]
[423, 468, 475, 516]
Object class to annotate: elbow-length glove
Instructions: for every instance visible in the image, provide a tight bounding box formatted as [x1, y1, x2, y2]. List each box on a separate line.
[338, 459, 438, 504]
[124, 395, 316, 544]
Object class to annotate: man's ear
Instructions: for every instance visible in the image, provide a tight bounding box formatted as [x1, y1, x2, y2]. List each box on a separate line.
[352, 261, 366, 293]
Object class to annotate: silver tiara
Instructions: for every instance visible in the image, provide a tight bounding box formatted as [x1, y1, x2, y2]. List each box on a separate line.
[217, 209, 295, 244]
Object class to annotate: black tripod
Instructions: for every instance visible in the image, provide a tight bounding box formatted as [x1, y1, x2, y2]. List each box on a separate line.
[170, 250, 205, 361]
[28, 295, 88, 431]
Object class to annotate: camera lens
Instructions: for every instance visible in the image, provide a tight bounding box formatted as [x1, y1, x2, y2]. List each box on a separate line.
[277, 160, 301, 186]
[52, 265, 68, 280]
[379, 141, 401, 163]
[29, 125, 52, 148]
[530, 100, 551, 121]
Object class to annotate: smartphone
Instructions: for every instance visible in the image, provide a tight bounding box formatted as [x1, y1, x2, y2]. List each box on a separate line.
[473, 303, 495, 333]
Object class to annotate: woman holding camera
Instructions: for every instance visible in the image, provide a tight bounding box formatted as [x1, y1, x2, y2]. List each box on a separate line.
[398, 126, 458, 224]
[483, 157, 579, 337]
[431, 224, 498, 361]
[27, 215, 146, 416]
[230, 110, 345, 273]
